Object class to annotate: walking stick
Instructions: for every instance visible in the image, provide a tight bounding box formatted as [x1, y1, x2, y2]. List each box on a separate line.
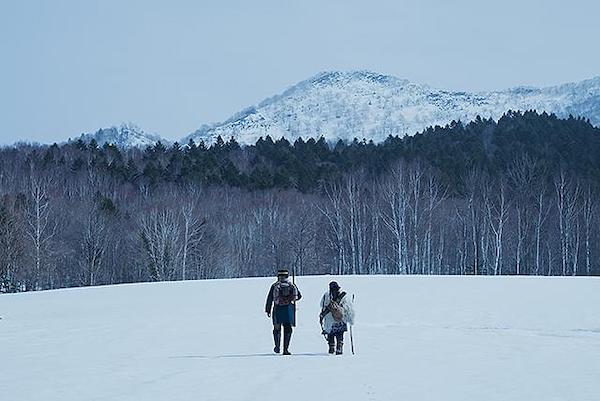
[292, 266, 297, 324]
[350, 294, 355, 355]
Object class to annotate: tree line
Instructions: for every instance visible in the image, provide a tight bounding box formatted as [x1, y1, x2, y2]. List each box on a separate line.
[1, 110, 599, 292]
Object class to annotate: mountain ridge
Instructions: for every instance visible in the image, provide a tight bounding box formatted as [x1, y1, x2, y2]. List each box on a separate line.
[75, 71, 600, 148]
[74, 123, 165, 149]
[184, 70, 600, 145]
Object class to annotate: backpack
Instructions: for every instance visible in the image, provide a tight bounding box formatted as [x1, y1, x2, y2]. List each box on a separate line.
[274, 281, 295, 305]
[327, 292, 347, 322]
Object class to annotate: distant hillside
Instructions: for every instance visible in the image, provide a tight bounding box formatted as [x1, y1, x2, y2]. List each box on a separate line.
[74, 123, 164, 148]
[185, 70, 600, 145]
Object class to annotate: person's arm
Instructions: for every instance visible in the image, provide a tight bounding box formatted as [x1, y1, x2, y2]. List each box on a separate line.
[321, 292, 329, 312]
[319, 293, 328, 322]
[295, 285, 302, 301]
[265, 284, 275, 316]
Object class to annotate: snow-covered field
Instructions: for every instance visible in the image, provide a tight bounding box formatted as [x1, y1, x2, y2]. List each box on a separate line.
[1, 275, 599, 401]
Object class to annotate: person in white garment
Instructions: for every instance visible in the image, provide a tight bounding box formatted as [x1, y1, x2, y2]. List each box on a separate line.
[319, 281, 355, 355]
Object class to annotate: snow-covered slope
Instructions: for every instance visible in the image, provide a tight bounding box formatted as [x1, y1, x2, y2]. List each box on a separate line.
[1, 275, 599, 401]
[187, 71, 600, 144]
[75, 123, 163, 148]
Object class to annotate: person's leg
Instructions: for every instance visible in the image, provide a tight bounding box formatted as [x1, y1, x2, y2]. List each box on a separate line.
[335, 332, 344, 355]
[282, 323, 293, 355]
[327, 333, 335, 354]
[273, 323, 282, 353]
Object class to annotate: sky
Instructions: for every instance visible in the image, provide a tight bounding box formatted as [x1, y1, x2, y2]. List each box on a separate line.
[1, 0, 599, 144]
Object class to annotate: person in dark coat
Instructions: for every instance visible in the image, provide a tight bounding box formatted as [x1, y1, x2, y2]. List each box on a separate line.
[265, 269, 302, 355]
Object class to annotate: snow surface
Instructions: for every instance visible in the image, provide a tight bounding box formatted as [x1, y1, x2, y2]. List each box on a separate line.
[1, 275, 599, 401]
[186, 71, 600, 145]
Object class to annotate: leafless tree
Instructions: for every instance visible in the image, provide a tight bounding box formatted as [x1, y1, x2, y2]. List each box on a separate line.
[139, 209, 181, 281]
[532, 180, 552, 276]
[290, 202, 317, 276]
[554, 169, 581, 276]
[179, 198, 206, 281]
[483, 177, 510, 275]
[381, 162, 409, 274]
[423, 169, 447, 274]
[463, 169, 484, 275]
[79, 206, 107, 286]
[317, 182, 347, 274]
[0, 197, 25, 292]
[25, 173, 57, 289]
[582, 182, 597, 275]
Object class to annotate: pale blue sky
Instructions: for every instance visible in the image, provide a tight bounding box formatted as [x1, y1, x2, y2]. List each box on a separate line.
[1, 0, 598, 144]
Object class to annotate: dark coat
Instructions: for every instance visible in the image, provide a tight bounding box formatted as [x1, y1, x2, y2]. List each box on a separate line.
[265, 281, 302, 326]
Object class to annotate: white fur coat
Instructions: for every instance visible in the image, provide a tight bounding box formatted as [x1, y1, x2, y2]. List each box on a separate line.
[320, 291, 355, 333]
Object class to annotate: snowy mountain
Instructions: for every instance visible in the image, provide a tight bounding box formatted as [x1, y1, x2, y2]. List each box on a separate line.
[1, 275, 598, 401]
[75, 123, 164, 148]
[186, 71, 600, 145]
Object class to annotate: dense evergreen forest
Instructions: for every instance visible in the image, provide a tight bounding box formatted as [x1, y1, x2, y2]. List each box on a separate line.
[1, 110, 600, 292]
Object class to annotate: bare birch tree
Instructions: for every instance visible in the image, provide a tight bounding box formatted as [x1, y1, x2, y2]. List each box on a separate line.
[507, 155, 538, 275]
[25, 174, 57, 289]
[139, 209, 181, 281]
[554, 169, 581, 276]
[79, 206, 107, 286]
[484, 177, 510, 275]
[180, 200, 206, 281]
[317, 182, 347, 274]
[582, 182, 597, 275]
[381, 162, 409, 274]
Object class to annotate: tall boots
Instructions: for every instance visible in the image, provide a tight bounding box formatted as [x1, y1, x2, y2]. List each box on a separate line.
[283, 326, 292, 355]
[273, 328, 281, 353]
[327, 333, 335, 354]
[274, 325, 293, 355]
[327, 333, 344, 355]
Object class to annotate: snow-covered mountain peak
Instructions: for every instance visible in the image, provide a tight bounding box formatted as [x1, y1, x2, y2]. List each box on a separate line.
[185, 71, 600, 145]
[71, 72, 600, 148]
[76, 123, 164, 148]
[301, 70, 410, 88]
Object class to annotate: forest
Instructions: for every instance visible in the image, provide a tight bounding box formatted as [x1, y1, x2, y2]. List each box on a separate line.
[1, 110, 600, 292]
